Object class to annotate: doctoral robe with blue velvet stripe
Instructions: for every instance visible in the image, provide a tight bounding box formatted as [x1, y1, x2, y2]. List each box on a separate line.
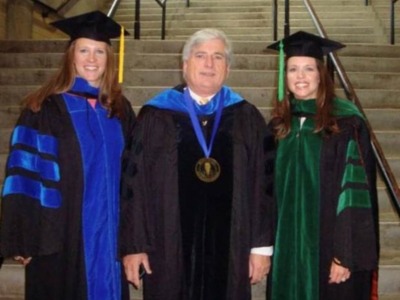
[0, 78, 135, 300]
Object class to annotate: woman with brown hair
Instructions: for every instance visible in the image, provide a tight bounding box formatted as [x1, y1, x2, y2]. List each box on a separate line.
[267, 31, 378, 300]
[0, 11, 135, 300]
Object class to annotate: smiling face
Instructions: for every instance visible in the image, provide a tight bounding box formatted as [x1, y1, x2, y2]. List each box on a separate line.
[73, 38, 108, 87]
[286, 56, 321, 100]
[183, 38, 230, 97]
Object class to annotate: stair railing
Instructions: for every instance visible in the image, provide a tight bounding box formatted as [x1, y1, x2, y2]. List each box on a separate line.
[274, 0, 290, 40]
[391, 0, 398, 44]
[284, 0, 290, 37]
[31, 0, 63, 18]
[187, 0, 190, 7]
[133, 0, 141, 39]
[133, 0, 169, 39]
[273, 0, 278, 40]
[107, 0, 122, 17]
[154, 0, 168, 40]
[302, 0, 400, 216]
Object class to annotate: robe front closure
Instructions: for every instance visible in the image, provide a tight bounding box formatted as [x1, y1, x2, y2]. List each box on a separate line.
[273, 114, 323, 300]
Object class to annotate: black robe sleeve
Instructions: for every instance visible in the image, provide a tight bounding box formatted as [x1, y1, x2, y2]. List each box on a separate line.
[120, 106, 166, 255]
[120, 96, 137, 143]
[0, 99, 65, 258]
[321, 116, 378, 272]
[246, 105, 276, 248]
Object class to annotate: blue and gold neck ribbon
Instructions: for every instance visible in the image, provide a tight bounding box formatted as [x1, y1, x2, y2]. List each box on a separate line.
[184, 88, 225, 158]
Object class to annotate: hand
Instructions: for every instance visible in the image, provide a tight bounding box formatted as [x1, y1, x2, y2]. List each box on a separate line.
[249, 254, 271, 285]
[329, 258, 351, 284]
[123, 253, 152, 289]
[13, 256, 32, 266]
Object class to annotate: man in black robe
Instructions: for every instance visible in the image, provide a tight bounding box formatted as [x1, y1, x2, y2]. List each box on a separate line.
[119, 28, 275, 300]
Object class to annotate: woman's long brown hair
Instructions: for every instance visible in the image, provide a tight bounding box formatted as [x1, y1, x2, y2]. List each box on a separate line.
[271, 58, 339, 139]
[23, 40, 125, 118]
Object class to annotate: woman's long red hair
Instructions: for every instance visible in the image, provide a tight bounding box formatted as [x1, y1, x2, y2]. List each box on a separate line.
[23, 40, 125, 118]
[271, 58, 339, 139]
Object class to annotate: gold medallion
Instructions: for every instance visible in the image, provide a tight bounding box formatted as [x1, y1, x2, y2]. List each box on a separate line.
[195, 157, 221, 183]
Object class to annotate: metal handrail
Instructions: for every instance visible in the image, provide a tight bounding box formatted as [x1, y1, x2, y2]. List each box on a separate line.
[107, 0, 122, 17]
[154, 0, 167, 40]
[134, 0, 141, 39]
[302, 0, 400, 216]
[187, 0, 190, 8]
[391, 0, 398, 44]
[133, 0, 170, 39]
[284, 0, 290, 37]
[273, 0, 278, 40]
[273, 0, 290, 41]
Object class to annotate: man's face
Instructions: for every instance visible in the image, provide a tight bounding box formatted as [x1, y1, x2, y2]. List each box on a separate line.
[183, 38, 230, 97]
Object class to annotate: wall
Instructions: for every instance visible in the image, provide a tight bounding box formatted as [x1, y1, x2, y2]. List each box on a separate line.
[34, 0, 111, 39]
[0, 0, 6, 39]
[66, 0, 110, 17]
[0, 0, 110, 40]
[37, 0, 110, 16]
[32, 7, 65, 39]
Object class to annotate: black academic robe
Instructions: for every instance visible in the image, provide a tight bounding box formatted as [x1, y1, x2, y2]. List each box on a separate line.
[0, 87, 135, 300]
[318, 115, 378, 300]
[120, 86, 275, 300]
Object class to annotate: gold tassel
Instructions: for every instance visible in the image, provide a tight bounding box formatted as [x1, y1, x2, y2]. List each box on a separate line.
[118, 26, 125, 83]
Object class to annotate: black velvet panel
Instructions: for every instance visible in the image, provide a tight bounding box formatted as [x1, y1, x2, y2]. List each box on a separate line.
[175, 111, 233, 300]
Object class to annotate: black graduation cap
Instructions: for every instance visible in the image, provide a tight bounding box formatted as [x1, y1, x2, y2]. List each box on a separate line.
[267, 31, 345, 101]
[51, 10, 130, 83]
[51, 10, 129, 45]
[267, 31, 345, 61]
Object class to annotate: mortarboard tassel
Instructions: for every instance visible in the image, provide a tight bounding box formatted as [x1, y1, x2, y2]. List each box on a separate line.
[118, 25, 125, 83]
[278, 40, 284, 102]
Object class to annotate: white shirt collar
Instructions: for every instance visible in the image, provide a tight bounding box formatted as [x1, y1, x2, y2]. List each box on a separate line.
[187, 88, 216, 106]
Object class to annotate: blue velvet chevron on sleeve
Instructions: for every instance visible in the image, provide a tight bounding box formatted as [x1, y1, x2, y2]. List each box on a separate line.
[3, 125, 61, 208]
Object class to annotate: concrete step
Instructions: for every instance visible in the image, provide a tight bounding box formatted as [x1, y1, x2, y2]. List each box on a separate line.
[0, 246, 399, 300]
[115, 5, 370, 15]
[378, 265, 400, 295]
[134, 19, 271, 29]
[373, 7, 400, 13]
[0, 128, 12, 153]
[377, 188, 400, 222]
[114, 11, 374, 22]
[117, 0, 368, 9]
[131, 17, 375, 28]
[1, 40, 400, 57]
[115, 7, 273, 15]
[115, 12, 270, 22]
[0, 87, 399, 110]
[125, 70, 400, 89]
[365, 110, 400, 131]
[372, 131, 400, 157]
[137, 32, 381, 44]
[118, 0, 363, 3]
[2, 69, 399, 89]
[119, 1, 271, 9]
[0, 84, 400, 109]
[386, 158, 400, 181]
[0, 102, 399, 131]
[3, 53, 400, 73]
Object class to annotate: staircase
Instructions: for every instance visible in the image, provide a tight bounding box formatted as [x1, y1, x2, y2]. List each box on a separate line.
[0, 0, 400, 299]
[370, 0, 400, 44]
